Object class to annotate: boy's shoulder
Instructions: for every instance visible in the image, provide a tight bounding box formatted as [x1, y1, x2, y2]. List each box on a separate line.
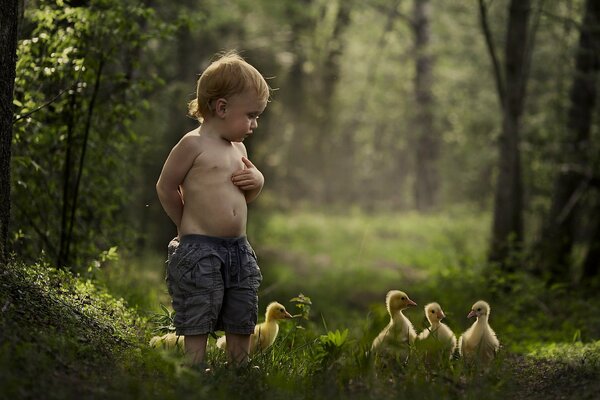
[176, 128, 203, 147]
[180, 127, 202, 141]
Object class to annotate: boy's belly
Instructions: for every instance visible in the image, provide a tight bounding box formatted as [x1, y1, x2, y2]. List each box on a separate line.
[180, 184, 248, 238]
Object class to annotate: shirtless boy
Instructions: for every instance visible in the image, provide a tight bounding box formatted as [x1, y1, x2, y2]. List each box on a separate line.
[156, 51, 270, 367]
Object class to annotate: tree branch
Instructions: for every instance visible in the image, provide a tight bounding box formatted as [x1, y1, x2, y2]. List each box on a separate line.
[369, 1, 415, 30]
[478, 0, 506, 109]
[519, 0, 545, 107]
[12, 85, 73, 123]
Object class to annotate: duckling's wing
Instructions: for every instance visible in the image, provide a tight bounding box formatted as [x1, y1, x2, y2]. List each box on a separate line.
[404, 315, 417, 344]
[372, 323, 392, 350]
[457, 334, 465, 356]
[487, 326, 500, 348]
[417, 327, 431, 341]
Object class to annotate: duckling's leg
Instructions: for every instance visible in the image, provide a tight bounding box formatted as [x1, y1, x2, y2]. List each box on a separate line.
[225, 333, 251, 367]
[185, 334, 208, 367]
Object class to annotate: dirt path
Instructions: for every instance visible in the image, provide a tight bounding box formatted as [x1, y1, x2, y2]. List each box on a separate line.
[502, 354, 600, 400]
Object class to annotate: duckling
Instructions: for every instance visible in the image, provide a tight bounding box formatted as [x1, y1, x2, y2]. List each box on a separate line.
[417, 302, 457, 358]
[458, 300, 500, 364]
[371, 290, 417, 352]
[149, 332, 184, 351]
[216, 301, 293, 354]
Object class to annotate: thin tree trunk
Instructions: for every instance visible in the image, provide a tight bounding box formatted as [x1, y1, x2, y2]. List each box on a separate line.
[58, 91, 77, 268]
[0, 0, 20, 266]
[539, 0, 600, 282]
[60, 57, 104, 269]
[412, 0, 438, 211]
[320, 0, 353, 204]
[282, 0, 315, 201]
[488, 0, 532, 265]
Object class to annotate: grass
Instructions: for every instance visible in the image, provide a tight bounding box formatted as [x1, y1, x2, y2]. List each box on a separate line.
[246, 208, 491, 331]
[2, 208, 599, 399]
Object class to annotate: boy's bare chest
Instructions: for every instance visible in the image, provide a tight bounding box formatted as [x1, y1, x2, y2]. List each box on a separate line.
[194, 145, 244, 177]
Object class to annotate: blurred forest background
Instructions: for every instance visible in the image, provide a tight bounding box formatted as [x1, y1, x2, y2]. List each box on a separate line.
[2, 0, 600, 398]
[3, 0, 599, 286]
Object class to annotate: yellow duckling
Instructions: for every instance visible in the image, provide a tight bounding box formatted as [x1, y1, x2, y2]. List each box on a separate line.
[149, 332, 184, 351]
[371, 290, 417, 352]
[216, 301, 293, 354]
[417, 302, 457, 358]
[458, 300, 500, 364]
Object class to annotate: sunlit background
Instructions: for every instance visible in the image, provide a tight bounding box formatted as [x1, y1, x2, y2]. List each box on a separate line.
[8, 0, 598, 342]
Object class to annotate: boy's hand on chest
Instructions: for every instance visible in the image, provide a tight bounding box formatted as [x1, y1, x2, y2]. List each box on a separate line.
[231, 157, 263, 191]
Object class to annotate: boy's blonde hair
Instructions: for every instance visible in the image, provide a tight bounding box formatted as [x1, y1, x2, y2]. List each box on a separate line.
[188, 51, 270, 121]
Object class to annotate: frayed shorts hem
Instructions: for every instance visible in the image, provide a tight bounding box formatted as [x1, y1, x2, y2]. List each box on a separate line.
[220, 324, 255, 335]
[176, 324, 213, 336]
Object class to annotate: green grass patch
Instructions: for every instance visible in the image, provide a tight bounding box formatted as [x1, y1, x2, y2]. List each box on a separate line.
[3, 209, 599, 399]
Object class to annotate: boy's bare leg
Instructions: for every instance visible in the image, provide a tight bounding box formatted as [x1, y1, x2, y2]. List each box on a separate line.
[225, 333, 251, 366]
[184, 334, 208, 367]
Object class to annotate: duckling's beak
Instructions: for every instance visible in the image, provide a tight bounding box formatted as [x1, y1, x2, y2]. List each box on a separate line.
[284, 311, 293, 319]
[407, 299, 417, 307]
[467, 310, 477, 319]
[439, 310, 446, 320]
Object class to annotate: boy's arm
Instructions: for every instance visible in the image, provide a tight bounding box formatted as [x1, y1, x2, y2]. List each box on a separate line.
[156, 135, 200, 233]
[231, 156, 264, 204]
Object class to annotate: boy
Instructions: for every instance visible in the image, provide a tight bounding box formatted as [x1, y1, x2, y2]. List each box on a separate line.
[156, 51, 270, 368]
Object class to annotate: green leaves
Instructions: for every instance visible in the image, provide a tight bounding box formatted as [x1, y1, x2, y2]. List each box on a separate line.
[12, 0, 172, 270]
[149, 303, 177, 335]
[290, 293, 313, 320]
[319, 328, 349, 349]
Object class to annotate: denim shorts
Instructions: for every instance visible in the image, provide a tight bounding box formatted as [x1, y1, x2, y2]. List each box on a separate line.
[166, 235, 262, 336]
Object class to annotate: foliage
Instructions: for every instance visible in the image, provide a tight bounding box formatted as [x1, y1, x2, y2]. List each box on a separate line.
[3, 209, 600, 398]
[0, 260, 174, 399]
[11, 0, 172, 270]
[149, 303, 177, 335]
[528, 341, 600, 373]
[290, 292, 313, 320]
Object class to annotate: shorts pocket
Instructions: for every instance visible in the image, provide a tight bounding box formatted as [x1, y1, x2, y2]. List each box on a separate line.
[240, 244, 261, 282]
[194, 252, 223, 291]
[181, 292, 212, 329]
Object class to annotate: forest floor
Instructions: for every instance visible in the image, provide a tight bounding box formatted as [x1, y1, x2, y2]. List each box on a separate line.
[1, 260, 600, 400]
[3, 206, 599, 399]
[499, 354, 600, 400]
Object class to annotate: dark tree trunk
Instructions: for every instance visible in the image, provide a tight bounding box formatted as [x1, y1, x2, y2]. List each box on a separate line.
[539, 0, 600, 282]
[412, 0, 439, 212]
[0, 0, 20, 266]
[582, 199, 600, 281]
[487, 0, 531, 265]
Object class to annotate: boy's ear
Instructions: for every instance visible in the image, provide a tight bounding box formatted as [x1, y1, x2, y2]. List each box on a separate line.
[215, 98, 228, 118]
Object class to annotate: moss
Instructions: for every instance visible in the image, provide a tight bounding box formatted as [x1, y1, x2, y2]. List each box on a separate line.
[0, 261, 177, 399]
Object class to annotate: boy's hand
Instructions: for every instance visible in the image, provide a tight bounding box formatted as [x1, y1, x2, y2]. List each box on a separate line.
[231, 157, 264, 191]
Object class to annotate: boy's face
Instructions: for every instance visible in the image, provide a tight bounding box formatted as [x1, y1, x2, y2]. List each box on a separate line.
[219, 90, 267, 142]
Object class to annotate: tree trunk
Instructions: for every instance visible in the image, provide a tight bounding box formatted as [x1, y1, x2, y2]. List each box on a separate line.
[539, 0, 600, 282]
[320, 0, 353, 204]
[412, 0, 439, 212]
[582, 198, 600, 281]
[0, 0, 20, 266]
[488, 0, 531, 265]
[281, 0, 316, 202]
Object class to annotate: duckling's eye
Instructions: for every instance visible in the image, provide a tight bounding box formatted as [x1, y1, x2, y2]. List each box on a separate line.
[431, 310, 435, 313]
[279, 308, 284, 312]
[401, 297, 406, 300]
[477, 308, 481, 311]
